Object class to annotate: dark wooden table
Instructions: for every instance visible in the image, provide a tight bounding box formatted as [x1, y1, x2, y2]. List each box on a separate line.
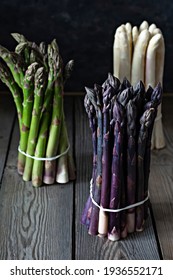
[0, 92, 173, 260]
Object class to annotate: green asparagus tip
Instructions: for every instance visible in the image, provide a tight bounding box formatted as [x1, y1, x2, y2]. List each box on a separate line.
[51, 38, 59, 53]
[11, 33, 27, 43]
[35, 67, 45, 88]
[24, 62, 39, 81]
[15, 42, 28, 54]
[0, 61, 12, 82]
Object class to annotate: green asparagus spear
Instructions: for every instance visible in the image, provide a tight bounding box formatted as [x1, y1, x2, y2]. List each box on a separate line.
[0, 61, 23, 129]
[22, 67, 46, 181]
[17, 62, 39, 175]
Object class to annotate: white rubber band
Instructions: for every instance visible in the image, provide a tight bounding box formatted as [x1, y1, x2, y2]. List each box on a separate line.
[90, 179, 149, 213]
[18, 143, 70, 161]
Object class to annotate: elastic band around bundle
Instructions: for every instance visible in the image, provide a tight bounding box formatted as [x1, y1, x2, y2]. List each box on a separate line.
[18, 143, 70, 161]
[90, 179, 149, 213]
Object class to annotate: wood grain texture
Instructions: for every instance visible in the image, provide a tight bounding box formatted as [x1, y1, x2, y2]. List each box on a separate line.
[0, 93, 15, 183]
[149, 166, 173, 260]
[74, 96, 160, 260]
[0, 97, 74, 260]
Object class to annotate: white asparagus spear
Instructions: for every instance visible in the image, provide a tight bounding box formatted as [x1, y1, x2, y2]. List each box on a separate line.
[118, 25, 131, 82]
[113, 29, 120, 78]
[131, 29, 150, 85]
[152, 34, 165, 149]
[145, 34, 162, 88]
[152, 28, 162, 36]
[132, 26, 139, 47]
[149, 23, 157, 34]
[125, 22, 133, 65]
[139, 20, 149, 32]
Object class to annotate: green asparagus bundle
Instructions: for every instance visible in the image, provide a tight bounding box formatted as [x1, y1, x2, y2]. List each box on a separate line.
[0, 33, 75, 187]
[113, 20, 165, 150]
[82, 74, 162, 241]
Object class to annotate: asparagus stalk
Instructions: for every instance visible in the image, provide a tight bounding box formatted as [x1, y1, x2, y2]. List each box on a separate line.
[22, 67, 46, 181]
[126, 99, 137, 233]
[125, 22, 132, 66]
[139, 20, 149, 33]
[55, 112, 69, 183]
[0, 61, 23, 130]
[81, 95, 97, 228]
[31, 42, 59, 185]
[143, 84, 162, 219]
[18, 62, 39, 175]
[131, 29, 150, 85]
[117, 88, 132, 239]
[113, 29, 120, 78]
[85, 86, 102, 236]
[11, 32, 30, 65]
[118, 25, 131, 82]
[136, 108, 155, 231]
[152, 33, 165, 149]
[0, 45, 26, 88]
[108, 100, 124, 241]
[132, 26, 139, 47]
[43, 39, 64, 184]
[98, 86, 114, 236]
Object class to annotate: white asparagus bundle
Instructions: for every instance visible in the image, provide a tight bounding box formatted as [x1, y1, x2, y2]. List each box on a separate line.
[113, 20, 165, 150]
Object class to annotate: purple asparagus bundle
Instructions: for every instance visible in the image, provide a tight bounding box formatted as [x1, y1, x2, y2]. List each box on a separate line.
[82, 74, 162, 241]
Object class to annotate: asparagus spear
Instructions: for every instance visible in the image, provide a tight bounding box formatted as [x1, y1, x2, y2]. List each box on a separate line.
[11, 32, 30, 65]
[98, 85, 114, 236]
[85, 86, 103, 235]
[17, 62, 39, 175]
[0, 61, 23, 130]
[132, 26, 139, 47]
[117, 87, 132, 239]
[125, 22, 132, 66]
[113, 28, 120, 79]
[55, 113, 69, 183]
[139, 20, 149, 33]
[22, 67, 46, 181]
[81, 94, 97, 228]
[0, 45, 25, 88]
[31, 43, 59, 185]
[152, 33, 165, 149]
[118, 25, 131, 82]
[131, 29, 150, 85]
[143, 84, 162, 219]
[126, 99, 137, 233]
[136, 108, 155, 231]
[43, 39, 64, 184]
[108, 100, 125, 241]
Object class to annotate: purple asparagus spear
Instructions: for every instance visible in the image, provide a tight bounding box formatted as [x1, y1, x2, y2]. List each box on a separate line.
[86, 85, 103, 235]
[126, 99, 137, 233]
[98, 84, 119, 236]
[136, 108, 156, 231]
[108, 100, 125, 241]
[81, 94, 98, 228]
[143, 83, 162, 220]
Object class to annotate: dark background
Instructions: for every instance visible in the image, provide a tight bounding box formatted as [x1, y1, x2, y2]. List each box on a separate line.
[0, 0, 172, 92]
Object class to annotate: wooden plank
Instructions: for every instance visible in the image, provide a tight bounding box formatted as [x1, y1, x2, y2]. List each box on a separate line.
[74, 96, 160, 260]
[0, 97, 74, 260]
[0, 93, 15, 183]
[149, 166, 173, 259]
